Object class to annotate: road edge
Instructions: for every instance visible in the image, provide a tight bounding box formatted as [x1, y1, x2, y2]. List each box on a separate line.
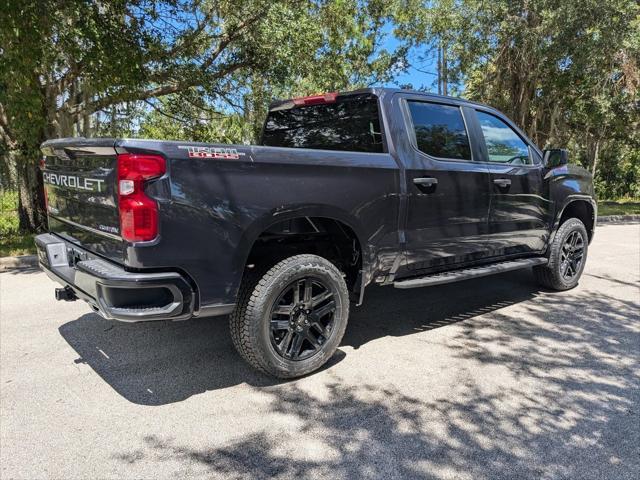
[0, 255, 39, 271]
[597, 214, 640, 224]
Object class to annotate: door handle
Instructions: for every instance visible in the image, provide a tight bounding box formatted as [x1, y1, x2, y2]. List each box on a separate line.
[493, 178, 511, 188]
[413, 177, 438, 188]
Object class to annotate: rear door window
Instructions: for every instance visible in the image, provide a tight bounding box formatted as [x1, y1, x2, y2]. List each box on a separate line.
[261, 94, 384, 153]
[407, 101, 472, 160]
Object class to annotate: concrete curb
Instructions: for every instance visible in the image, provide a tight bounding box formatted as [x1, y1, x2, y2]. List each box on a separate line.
[0, 255, 39, 271]
[598, 214, 640, 224]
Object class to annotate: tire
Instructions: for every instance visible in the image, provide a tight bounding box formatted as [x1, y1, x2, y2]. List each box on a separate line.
[229, 254, 349, 378]
[534, 218, 588, 291]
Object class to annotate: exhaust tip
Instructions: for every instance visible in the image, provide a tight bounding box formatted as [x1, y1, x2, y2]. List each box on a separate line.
[55, 286, 77, 302]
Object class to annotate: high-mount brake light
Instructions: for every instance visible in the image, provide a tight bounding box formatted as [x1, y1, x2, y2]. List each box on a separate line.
[292, 92, 339, 106]
[117, 153, 166, 242]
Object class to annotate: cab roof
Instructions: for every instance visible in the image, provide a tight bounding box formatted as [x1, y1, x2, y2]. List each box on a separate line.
[268, 87, 488, 111]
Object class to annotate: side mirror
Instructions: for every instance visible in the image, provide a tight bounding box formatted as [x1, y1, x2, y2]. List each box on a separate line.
[543, 148, 569, 168]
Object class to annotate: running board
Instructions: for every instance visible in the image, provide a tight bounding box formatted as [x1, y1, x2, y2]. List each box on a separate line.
[393, 257, 548, 289]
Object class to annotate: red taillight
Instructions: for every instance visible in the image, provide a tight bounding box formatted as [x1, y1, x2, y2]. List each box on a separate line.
[117, 153, 166, 242]
[292, 92, 338, 106]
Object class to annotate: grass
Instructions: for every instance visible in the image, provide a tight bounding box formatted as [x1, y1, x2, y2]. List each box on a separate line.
[598, 199, 640, 217]
[0, 232, 36, 257]
[0, 190, 36, 257]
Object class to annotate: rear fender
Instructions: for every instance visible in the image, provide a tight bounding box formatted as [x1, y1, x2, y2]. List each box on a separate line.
[231, 204, 371, 297]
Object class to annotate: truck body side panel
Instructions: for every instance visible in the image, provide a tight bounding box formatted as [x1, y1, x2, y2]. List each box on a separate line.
[119, 140, 401, 308]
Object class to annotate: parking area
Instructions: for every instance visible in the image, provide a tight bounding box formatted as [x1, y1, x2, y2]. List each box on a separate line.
[1, 222, 639, 479]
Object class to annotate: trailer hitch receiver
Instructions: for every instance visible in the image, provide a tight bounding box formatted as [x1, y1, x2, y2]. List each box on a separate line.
[55, 286, 77, 302]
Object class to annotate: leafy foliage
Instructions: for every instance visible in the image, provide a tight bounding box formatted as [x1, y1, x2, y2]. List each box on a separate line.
[394, 0, 639, 197]
[0, 190, 19, 236]
[0, 0, 401, 230]
[1, 0, 638, 237]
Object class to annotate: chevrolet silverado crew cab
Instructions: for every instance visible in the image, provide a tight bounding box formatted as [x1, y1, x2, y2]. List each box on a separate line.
[36, 88, 596, 378]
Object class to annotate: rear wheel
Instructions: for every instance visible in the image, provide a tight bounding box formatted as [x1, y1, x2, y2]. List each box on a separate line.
[534, 218, 588, 290]
[230, 254, 349, 378]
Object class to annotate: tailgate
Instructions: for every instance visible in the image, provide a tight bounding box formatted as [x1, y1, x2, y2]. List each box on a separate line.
[41, 138, 124, 262]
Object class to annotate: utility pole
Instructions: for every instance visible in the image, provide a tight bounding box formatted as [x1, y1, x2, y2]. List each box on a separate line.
[437, 37, 448, 96]
[442, 41, 448, 96]
[437, 39, 442, 95]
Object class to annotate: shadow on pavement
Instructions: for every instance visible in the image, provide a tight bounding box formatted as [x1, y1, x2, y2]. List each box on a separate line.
[59, 269, 542, 405]
[107, 274, 639, 479]
[2, 265, 41, 275]
[59, 312, 285, 404]
[343, 268, 541, 349]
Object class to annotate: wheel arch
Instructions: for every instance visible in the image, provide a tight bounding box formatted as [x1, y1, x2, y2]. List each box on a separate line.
[231, 205, 370, 300]
[552, 197, 596, 244]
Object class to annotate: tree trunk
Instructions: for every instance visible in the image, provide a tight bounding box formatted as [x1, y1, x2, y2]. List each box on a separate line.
[591, 139, 601, 177]
[4, 149, 45, 232]
[82, 82, 91, 136]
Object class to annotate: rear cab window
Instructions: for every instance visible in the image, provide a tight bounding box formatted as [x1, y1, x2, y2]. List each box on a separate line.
[261, 94, 384, 153]
[406, 101, 472, 160]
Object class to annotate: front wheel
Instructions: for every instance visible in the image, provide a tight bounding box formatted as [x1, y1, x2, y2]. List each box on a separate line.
[534, 217, 588, 291]
[230, 254, 349, 378]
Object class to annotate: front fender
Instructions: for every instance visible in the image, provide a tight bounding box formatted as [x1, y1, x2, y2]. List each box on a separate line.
[545, 164, 596, 243]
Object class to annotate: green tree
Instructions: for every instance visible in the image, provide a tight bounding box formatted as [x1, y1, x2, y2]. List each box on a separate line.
[138, 0, 402, 144]
[0, 0, 399, 232]
[394, 0, 639, 195]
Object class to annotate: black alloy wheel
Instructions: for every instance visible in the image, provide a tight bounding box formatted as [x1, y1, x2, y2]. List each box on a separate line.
[269, 277, 336, 361]
[533, 217, 588, 291]
[230, 254, 349, 378]
[560, 230, 585, 281]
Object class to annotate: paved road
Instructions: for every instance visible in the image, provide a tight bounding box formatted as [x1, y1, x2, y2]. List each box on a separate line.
[1, 223, 639, 479]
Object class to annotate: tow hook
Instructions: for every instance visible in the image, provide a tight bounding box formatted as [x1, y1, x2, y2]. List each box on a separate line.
[55, 286, 77, 302]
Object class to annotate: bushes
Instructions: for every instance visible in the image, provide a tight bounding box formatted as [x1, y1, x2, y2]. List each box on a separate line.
[593, 147, 640, 200]
[0, 190, 19, 236]
[0, 190, 35, 257]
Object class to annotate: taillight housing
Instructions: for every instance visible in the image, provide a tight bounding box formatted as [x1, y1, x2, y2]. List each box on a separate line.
[117, 153, 166, 242]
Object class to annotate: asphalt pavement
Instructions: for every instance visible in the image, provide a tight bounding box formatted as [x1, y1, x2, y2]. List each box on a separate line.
[1, 223, 638, 479]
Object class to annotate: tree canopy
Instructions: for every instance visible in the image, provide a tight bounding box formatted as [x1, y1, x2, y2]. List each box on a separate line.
[1, 0, 638, 231]
[395, 0, 639, 197]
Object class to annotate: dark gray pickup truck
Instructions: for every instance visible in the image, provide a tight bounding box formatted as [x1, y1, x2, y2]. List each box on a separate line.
[36, 88, 596, 378]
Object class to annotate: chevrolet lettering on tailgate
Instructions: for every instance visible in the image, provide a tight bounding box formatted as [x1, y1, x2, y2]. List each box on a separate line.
[43, 172, 104, 192]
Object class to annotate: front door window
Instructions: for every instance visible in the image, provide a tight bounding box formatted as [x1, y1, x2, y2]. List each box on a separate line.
[476, 111, 531, 165]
